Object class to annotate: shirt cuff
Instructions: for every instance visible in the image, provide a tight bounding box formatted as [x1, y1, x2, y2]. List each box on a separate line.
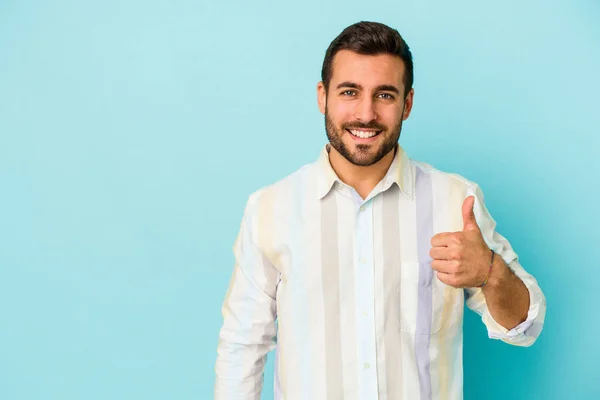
[483, 273, 544, 344]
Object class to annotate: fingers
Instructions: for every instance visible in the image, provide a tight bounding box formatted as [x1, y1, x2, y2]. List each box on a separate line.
[430, 245, 465, 262]
[431, 259, 456, 274]
[430, 232, 459, 247]
[429, 246, 452, 260]
[436, 271, 460, 287]
[433, 262, 466, 287]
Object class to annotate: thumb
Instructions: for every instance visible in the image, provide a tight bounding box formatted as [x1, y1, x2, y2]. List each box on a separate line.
[462, 196, 479, 232]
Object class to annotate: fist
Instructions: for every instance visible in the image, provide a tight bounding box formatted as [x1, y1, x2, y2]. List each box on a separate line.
[429, 196, 492, 288]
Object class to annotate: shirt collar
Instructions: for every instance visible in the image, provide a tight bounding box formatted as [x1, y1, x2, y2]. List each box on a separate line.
[315, 143, 414, 200]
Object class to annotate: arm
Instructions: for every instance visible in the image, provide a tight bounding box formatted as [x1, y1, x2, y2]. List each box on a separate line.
[480, 254, 530, 330]
[464, 185, 546, 346]
[214, 193, 279, 399]
[430, 185, 546, 346]
[465, 256, 546, 346]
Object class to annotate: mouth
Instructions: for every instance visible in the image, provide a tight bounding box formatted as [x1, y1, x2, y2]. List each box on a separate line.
[346, 128, 382, 141]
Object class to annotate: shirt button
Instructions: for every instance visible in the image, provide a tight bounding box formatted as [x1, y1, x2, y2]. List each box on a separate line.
[364, 362, 371, 369]
[362, 311, 368, 317]
[360, 205, 365, 211]
[360, 257, 366, 264]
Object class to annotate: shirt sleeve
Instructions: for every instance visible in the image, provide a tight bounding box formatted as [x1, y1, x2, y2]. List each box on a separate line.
[214, 192, 279, 399]
[463, 184, 547, 347]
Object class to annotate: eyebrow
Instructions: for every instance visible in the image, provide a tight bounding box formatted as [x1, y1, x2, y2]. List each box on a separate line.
[336, 81, 401, 94]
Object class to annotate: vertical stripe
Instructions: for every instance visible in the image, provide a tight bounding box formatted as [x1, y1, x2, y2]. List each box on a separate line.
[396, 174, 420, 400]
[338, 193, 358, 397]
[373, 193, 387, 398]
[434, 174, 461, 400]
[321, 192, 344, 398]
[354, 190, 379, 398]
[415, 167, 433, 400]
[283, 177, 318, 398]
[300, 178, 325, 399]
[381, 185, 403, 398]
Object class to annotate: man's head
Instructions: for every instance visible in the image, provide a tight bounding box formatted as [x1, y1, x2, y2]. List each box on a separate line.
[317, 21, 415, 167]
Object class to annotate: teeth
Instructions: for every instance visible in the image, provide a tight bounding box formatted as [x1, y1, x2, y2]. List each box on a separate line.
[349, 129, 379, 138]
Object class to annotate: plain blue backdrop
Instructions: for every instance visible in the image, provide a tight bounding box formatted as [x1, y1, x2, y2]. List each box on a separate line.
[1, 0, 599, 399]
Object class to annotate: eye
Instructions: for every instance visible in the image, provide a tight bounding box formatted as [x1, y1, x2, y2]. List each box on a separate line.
[378, 93, 395, 100]
[341, 90, 357, 96]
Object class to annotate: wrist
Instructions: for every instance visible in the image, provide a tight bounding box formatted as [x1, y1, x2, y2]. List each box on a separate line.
[481, 252, 508, 291]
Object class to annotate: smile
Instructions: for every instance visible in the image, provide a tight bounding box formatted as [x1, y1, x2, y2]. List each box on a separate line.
[346, 129, 382, 139]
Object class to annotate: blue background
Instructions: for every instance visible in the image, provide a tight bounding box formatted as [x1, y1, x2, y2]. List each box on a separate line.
[1, 0, 599, 399]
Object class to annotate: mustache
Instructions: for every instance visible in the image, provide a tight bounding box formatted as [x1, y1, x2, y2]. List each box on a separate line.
[341, 121, 387, 131]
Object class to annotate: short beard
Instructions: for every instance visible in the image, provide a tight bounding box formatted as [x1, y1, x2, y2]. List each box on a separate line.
[325, 104, 404, 167]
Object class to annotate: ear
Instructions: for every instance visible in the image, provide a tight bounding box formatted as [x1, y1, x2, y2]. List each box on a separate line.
[317, 81, 327, 115]
[402, 88, 414, 121]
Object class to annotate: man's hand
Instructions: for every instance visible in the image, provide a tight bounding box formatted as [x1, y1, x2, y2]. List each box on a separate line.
[429, 196, 493, 288]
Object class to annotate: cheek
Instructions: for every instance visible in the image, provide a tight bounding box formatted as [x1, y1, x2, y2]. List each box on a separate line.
[329, 103, 355, 123]
[377, 106, 404, 126]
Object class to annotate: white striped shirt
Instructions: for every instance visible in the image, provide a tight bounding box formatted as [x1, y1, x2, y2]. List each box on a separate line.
[214, 144, 546, 400]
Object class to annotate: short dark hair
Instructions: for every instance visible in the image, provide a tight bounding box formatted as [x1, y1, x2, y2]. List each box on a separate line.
[321, 21, 414, 97]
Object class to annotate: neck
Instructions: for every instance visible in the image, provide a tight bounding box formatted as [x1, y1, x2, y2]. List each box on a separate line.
[327, 145, 396, 199]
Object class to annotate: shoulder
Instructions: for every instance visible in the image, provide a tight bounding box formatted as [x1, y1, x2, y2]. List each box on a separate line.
[409, 158, 482, 197]
[244, 161, 315, 211]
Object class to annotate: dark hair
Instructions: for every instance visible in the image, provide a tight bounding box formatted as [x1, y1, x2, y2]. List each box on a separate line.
[321, 21, 414, 97]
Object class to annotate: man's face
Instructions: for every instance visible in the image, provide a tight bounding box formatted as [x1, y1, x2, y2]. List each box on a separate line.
[317, 50, 414, 167]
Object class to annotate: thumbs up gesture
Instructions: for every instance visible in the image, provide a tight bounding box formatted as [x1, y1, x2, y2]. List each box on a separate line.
[429, 196, 493, 288]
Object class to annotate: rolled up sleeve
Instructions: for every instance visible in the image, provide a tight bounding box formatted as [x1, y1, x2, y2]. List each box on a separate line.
[464, 185, 547, 347]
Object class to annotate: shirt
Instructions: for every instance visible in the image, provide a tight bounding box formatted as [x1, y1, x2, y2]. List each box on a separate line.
[214, 144, 546, 400]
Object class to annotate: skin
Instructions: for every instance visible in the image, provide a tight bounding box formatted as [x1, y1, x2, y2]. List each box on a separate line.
[430, 196, 530, 329]
[316, 50, 530, 330]
[317, 50, 414, 200]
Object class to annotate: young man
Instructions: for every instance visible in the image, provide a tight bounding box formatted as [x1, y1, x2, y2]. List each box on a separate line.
[214, 21, 546, 400]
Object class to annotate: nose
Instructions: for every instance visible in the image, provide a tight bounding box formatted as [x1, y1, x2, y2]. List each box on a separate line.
[354, 97, 377, 123]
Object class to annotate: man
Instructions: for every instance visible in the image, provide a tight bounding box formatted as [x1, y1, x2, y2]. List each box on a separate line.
[214, 21, 546, 400]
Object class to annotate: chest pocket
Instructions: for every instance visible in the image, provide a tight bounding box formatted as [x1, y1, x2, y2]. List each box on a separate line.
[397, 261, 462, 335]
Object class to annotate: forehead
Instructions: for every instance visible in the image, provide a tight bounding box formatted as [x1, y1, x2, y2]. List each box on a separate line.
[330, 50, 406, 89]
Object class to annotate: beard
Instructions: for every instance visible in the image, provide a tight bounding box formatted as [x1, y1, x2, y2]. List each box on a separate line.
[325, 105, 404, 167]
